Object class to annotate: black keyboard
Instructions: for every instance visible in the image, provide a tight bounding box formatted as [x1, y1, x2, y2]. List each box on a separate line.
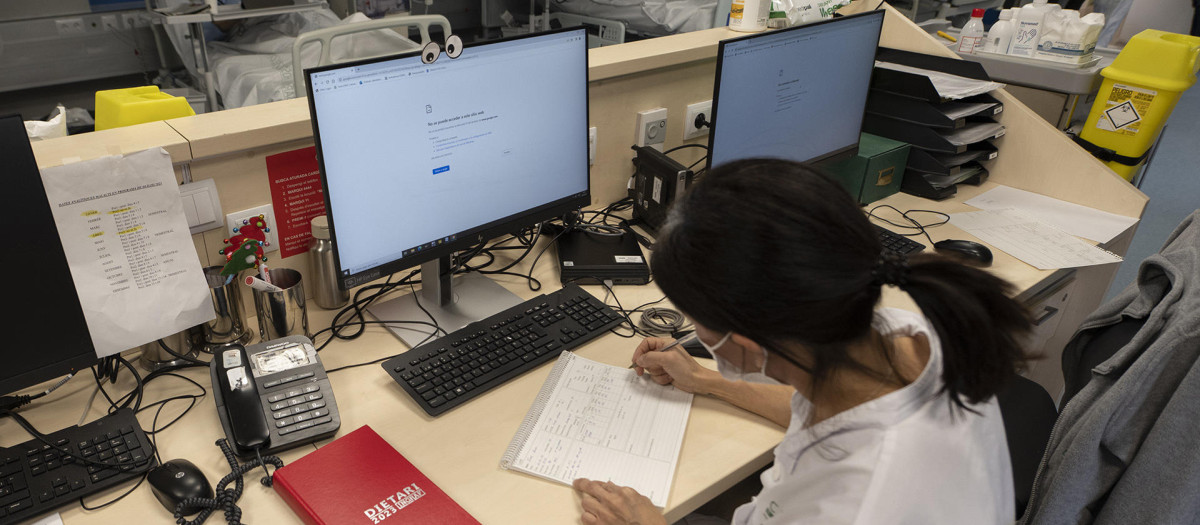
[0, 408, 156, 524]
[383, 282, 625, 416]
[875, 225, 926, 255]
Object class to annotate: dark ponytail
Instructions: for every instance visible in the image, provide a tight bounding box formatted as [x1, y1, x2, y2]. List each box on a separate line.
[652, 158, 1031, 411]
[901, 255, 1032, 408]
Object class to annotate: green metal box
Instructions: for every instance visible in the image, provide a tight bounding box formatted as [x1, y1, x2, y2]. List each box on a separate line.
[822, 133, 910, 205]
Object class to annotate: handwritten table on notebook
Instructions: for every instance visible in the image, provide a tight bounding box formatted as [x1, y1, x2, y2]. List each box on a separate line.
[501, 352, 693, 507]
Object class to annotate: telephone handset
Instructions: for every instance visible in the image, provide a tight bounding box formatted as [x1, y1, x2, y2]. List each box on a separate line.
[211, 335, 340, 458]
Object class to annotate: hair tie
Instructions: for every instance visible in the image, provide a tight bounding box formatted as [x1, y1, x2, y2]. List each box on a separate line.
[872, 251, 909, 288]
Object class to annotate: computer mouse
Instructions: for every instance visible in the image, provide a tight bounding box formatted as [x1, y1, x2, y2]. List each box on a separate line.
[934, 239, 993, 266]
[148, 458, 214, 515]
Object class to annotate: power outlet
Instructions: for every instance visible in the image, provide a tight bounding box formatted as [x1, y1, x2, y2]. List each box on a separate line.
[684, 100, 713, 140]
[121, 12, 143, 29]
[635, 108, 668, 152]
[55, 18, 86, 35]
[226, 204, 279, 254]
[100, 15, 120, 31]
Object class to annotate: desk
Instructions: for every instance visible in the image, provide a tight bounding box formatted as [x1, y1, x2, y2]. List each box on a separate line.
[0, 239, 786, 524]
[1, 176, 1095, 524]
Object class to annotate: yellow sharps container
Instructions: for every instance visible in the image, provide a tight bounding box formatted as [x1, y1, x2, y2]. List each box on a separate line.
[94, 86, 196, 131]
[1078, 30, 1200, 181]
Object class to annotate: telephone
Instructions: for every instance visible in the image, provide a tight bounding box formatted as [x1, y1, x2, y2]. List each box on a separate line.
[210, 335, 340, 457]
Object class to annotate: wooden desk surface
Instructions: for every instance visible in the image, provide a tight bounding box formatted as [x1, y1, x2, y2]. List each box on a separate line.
[0, 181, 1063, 525]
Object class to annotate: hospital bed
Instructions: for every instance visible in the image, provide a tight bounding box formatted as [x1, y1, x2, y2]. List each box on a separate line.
[548, 0, 726, 38]
[159, 6, 450, 109]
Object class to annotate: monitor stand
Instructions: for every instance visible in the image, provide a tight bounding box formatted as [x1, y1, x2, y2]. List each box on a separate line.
[367, 256, 525, 348]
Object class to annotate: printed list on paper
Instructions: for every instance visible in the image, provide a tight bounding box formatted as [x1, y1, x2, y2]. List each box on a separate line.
[39, 148, 215, 357]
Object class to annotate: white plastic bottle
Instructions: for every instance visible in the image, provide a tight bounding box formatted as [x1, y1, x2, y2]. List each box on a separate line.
[1010, 0, 1058, 57]
[957, 9, 987, 54]
[983, 9, 1016, 54]
[729, 0, 770, 32]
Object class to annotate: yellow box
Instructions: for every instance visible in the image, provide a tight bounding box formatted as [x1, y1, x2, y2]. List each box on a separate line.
[95, 86, 196, 131]
[1080, 30, 1200, 181]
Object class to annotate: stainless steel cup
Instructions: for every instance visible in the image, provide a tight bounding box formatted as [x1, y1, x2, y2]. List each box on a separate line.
[203, 265, 253, 349]
[252, 268, 311, 340]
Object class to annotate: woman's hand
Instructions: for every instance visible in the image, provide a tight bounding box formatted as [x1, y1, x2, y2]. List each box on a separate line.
[632, 337, 722, 395]
[573, 479, 667, 525]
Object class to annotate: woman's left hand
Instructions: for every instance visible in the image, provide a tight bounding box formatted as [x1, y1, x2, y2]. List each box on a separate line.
[573, 478, 667, 525]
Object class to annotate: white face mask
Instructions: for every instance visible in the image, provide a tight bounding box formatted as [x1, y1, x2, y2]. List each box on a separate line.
[699, 332, 781, 385]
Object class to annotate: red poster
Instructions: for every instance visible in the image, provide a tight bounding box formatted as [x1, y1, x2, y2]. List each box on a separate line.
[266, 146, 327, 259]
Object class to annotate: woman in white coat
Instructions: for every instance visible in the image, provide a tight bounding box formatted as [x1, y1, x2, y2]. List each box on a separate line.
[573, 158, 1031, 525]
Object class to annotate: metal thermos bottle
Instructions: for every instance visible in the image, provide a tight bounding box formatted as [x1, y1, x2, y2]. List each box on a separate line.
[309, 216, 348, 309]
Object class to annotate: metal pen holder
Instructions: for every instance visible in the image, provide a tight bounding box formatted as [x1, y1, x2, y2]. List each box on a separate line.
[203, 266, 253, 350]
[252, 268, 311, 340]
[138, 325, 205, 371]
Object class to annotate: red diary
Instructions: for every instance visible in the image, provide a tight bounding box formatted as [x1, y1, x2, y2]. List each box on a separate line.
[273, 425, 480, 525]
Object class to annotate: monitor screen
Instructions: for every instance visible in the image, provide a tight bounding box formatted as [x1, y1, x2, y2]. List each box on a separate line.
[707, 11, 884, 168]
[306, 28, 591, 289]
[0, 114, 99, 396]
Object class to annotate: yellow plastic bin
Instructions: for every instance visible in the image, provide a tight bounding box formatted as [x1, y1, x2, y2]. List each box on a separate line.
[1078, 30, 1200, 181]
[94, 86, 196, 131]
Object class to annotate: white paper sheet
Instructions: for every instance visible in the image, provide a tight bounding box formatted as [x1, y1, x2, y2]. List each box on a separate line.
[502, 352, 692, 507]
[965, 185, 1139, 244]
[950, 209, 1123, 270]
[39, 148, 215, 357]
[874, 61, 1006, 100]
[28, 513, 64, 525]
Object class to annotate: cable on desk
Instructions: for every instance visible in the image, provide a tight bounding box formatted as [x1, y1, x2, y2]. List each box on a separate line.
[867, 204, 950, 247]
[637, 307, 688, 336]
[172, 439, 284, 525]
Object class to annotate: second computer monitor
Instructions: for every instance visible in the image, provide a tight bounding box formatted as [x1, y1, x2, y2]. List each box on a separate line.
[707, 11, 884, 168]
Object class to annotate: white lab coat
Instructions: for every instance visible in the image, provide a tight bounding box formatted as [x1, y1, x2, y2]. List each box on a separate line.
[731, 308, 1014, 525]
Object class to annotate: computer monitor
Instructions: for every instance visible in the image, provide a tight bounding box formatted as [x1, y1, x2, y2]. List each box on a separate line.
[305, 28, 590, 347]
[0, 114, 100, 396]
[706, 11, 885, 169]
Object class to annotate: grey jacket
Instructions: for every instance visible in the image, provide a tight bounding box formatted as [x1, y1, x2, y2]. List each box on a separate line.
[1020, 210, 1200, 525]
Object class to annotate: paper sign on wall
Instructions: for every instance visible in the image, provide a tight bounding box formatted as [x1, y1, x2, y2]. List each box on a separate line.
[266, 146, 328, 259]
[39, 148, 215, 357]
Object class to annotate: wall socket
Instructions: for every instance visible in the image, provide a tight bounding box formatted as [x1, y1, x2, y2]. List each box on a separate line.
[635, 108, 668, 152]
[55, 18, 86, 35]
[684, 100, 713, 140]
[226, 204, 279, 254]
[100, 15, 120, 31]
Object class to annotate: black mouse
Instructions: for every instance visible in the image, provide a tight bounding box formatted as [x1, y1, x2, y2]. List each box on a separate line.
[148, 458, 214, 515]
[934, 239, 993, 266]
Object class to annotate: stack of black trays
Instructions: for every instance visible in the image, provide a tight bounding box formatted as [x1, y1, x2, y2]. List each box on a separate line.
[863, 47, 1006, 200]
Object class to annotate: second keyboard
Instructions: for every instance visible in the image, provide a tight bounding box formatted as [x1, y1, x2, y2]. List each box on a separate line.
[382, 283, 625, 416]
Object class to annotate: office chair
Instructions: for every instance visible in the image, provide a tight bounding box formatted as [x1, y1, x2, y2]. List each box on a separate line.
[1059, 315, 1146, 407]
[996, 375, 1058, 520]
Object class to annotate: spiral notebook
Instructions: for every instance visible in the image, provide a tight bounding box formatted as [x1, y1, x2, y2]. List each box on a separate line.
[500, 352, 693, 507]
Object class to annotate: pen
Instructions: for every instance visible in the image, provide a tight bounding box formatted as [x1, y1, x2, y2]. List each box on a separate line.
[937, 30, 957, 43]
[259, 261, 273, 285]
[245, 275, 284, 293]
[630, 332, 698, 369]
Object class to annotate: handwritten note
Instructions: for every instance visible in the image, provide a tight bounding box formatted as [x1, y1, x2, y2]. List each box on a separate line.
[502, 352, 692, 507]
[950, 209, 1124, 270]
